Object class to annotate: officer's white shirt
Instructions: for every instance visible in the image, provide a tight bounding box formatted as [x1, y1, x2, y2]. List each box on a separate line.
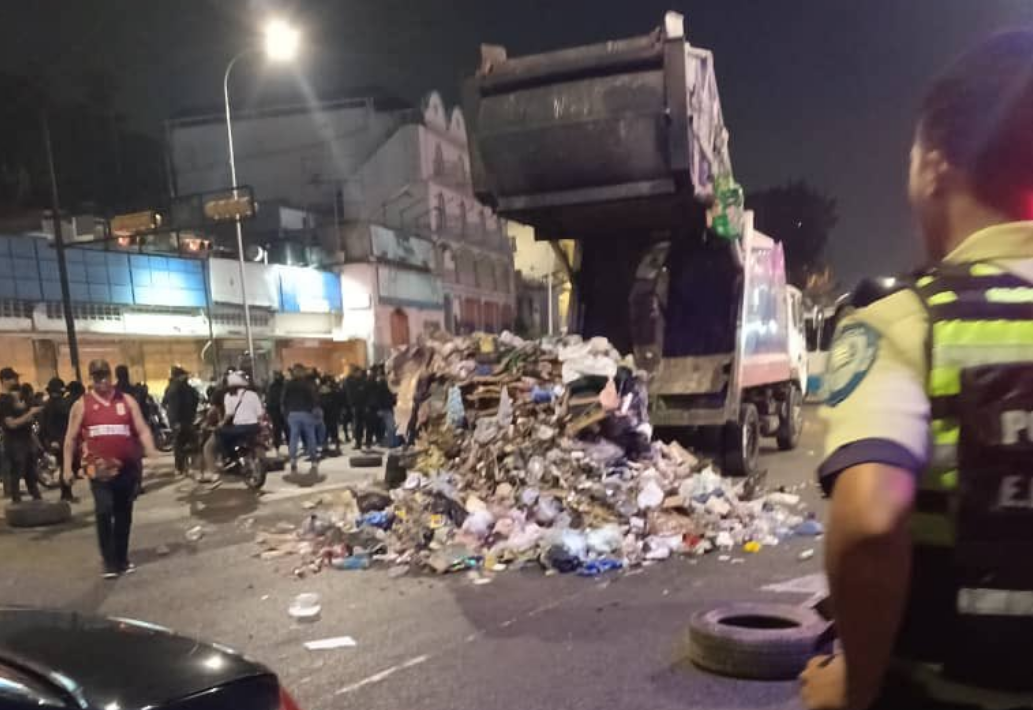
[224, 389, 264, 426]
[819, 221, 1033, 490]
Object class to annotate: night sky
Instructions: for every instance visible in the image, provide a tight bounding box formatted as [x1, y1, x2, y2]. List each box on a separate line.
[3, 0, 1032, 284]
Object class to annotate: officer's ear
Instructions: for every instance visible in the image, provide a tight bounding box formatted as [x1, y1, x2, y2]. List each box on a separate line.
[909, 141, 955, 202]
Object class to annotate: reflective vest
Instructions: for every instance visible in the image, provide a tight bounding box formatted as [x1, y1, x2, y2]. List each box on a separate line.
[905, 261, 1033, 690]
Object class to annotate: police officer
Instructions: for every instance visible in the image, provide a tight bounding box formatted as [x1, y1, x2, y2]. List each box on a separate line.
[800, 32, 1033, 710]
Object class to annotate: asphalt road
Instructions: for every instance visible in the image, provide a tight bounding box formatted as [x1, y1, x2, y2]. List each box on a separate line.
[0, 411, 828, 710]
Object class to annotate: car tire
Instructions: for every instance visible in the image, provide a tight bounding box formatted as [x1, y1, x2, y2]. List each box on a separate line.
[776, 385, 804, 451]
[723, 404, 761, 477]
[5, 500, 72, 528]
[349, 454, 383, 468]
[688, 602, 831, 680]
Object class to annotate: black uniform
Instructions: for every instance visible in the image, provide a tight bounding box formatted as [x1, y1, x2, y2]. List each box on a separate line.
[344, 372, 372, 449]
[163, 377, 200, 474]
[266, 374, 286, 451]
[0, 392, 40, 502]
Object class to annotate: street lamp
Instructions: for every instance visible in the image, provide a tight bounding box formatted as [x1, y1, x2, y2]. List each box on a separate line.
[223, 18, 300, 361]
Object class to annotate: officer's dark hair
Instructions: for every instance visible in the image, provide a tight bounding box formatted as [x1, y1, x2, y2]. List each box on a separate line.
[918, 30, 1033, 220]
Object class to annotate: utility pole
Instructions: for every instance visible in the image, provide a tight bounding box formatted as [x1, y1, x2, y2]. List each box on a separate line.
[41, 111, 82, 383]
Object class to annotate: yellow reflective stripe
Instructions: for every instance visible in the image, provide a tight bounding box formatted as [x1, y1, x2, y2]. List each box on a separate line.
[933, 319, 1033, 347]
[929, 366, 960, 396]
[941, 469, 958, 490]
[970, 263, 1006, 276]
[912, 512, 954, 547]
[917, 275, 935, 288]
[928, 291, 958, 306]
[986, 287, 1033, 304]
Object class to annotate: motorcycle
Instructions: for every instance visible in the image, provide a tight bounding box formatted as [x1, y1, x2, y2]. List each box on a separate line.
[196, 408, 269, 491]
[220, 435, 268, 491]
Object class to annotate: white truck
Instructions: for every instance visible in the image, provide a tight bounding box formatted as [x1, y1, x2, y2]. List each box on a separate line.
[463, 12, 806, 475]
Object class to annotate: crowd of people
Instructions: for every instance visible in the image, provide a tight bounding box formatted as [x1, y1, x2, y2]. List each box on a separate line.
[264, 363, 398, 470]
[1, 357, 400, 578]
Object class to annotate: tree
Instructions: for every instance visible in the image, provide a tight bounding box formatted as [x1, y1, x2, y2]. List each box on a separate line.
[746, 180, 838, 288]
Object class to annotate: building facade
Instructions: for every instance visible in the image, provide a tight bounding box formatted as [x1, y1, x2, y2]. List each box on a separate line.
[0, 231, 355, 390]
[168, 90, 515, 363]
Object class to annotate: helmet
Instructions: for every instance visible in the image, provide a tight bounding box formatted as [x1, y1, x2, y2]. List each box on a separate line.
[226, 371, 249, 388]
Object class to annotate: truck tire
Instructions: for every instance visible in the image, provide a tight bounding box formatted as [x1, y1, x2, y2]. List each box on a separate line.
[723, 404, 760, 477]
[688, 602, 831, 680]
[776, 385, 804, 451]
[5, 500, 72, 528]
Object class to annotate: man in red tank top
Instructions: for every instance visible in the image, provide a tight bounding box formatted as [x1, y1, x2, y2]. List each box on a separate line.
[63, 359, 157, 578]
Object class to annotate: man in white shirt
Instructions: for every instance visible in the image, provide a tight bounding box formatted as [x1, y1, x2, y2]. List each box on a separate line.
[204, 371, 264, 475]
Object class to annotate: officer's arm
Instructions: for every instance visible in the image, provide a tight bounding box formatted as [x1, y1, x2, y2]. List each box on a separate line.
[63, 399, 84, 482]
[826, 462, 916, 710]
[816, 293, 929, 709]
[125, 394, 159, 458]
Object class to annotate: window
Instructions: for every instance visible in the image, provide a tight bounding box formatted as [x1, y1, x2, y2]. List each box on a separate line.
[459, 201, 467, 236]
[495, 261, 511, 294]
[457, 249, 476, 288]
[433, 143, 445, 177]
[480, 210, 488, 236]
[438, 245, 457, 283]
[435, 193, 447, 232]
[476, 257, 496, 291]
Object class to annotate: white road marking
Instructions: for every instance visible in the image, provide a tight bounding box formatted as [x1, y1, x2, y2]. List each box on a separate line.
[761, 572, 828, 596]
[334, 654, 430, 696]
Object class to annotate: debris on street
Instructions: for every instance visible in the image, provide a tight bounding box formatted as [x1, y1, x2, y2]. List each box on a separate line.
[303, 635, 357, 651]
[254, 333, 814, 580]
[288, 593, 322, 622]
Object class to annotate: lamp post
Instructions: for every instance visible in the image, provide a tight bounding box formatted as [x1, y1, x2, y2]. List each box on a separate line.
[222, 18, 300, 362]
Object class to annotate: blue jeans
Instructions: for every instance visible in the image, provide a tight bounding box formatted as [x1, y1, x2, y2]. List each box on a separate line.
[379, 409, 399, 448]
[287, 411, 318, 465]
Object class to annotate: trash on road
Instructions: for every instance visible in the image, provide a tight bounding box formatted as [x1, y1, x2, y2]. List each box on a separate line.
[304, 636, 357, 651]
[185, 525, 205, 542]
[798, 549, 816, 561]
[253, 332, 813, 582]
[288, 593, 322, 622]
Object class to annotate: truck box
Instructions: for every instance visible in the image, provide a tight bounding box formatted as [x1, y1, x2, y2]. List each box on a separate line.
[464, 13, 805, 475]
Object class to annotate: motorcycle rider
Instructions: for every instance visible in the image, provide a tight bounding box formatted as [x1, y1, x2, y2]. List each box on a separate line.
[203, 370, 263, 477]
[162, 365, 199, 476]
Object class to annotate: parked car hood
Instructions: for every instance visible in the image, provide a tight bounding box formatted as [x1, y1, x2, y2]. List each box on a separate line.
[0, 607, 271, 709]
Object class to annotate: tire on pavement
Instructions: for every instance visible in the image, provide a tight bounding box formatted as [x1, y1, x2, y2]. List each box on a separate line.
[349, 454, 383, 468]
[688, 602, 831, 680]
[5, 500, 73, 528]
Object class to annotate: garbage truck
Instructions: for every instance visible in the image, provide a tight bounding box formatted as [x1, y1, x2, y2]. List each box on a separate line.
[463, 11, 805, 475]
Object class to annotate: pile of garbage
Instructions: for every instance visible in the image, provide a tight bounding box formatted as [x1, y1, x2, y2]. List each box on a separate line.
[255, 332, 820, 579]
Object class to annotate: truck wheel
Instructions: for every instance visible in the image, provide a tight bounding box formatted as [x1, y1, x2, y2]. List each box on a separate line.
[776, 385, 804, 451]
[723, 404, 760, 477]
